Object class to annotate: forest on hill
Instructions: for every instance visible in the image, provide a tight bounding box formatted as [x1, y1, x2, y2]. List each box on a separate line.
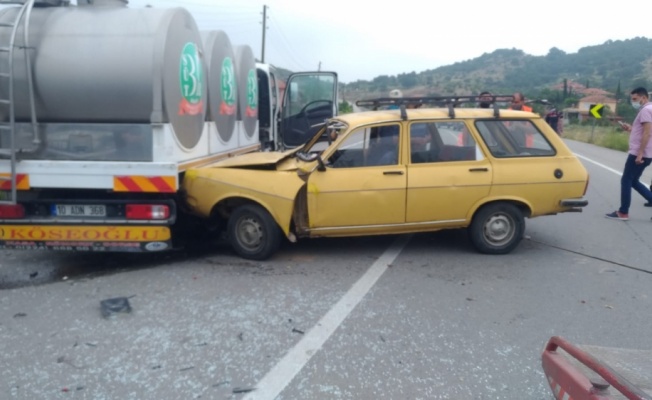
[340, 37, 652, 111]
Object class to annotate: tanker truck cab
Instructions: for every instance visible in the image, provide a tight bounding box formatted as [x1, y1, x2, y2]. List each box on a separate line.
[257, 64, 338, 151]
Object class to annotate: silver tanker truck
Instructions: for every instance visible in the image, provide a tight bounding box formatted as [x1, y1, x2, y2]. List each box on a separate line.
[0, 0, 338, 252]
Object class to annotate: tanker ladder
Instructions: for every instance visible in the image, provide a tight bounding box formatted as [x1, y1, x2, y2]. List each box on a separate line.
[0, 0, 39, 205]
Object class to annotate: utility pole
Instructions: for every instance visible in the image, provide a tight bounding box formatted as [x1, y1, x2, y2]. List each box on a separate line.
[261, 5, 267, 62]
[318, 61, 321, 71]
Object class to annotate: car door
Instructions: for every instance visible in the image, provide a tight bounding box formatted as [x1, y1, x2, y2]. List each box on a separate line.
[306, 123, 407, 229]
[406, 121, 492, 223]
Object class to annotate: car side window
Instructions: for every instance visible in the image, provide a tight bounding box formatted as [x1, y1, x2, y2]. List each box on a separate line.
[410, 121, 481, 163]
[475, 120, 556, 157]
[328, 124, 400, 168]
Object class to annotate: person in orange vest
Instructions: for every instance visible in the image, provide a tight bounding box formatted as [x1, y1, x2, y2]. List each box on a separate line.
[509, 92, 532, 112]
[456, 126, 472, 146]
[509, 92, 534, 147]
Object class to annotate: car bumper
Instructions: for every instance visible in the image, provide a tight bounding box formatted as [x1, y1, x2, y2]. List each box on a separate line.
[560, 198, 588, 211]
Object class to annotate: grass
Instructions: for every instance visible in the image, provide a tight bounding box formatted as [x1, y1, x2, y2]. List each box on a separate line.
[562, 124, 629, 152]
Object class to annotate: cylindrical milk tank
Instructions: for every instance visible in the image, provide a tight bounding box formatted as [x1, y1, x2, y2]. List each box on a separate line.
[201, 30, 236, 143]
[234, 45, 258, 138]
[0, 3, 207, 149]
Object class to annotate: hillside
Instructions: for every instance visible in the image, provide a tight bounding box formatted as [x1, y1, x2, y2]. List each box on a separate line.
[341, 37, 652, 103]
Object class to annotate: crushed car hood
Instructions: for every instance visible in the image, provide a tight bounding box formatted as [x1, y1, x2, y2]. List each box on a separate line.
[209, 148, 297, 168]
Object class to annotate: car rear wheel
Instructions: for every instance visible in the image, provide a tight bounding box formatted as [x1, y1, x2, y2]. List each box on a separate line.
[227, 204, 282, 260]
[469, 203, 524, 254]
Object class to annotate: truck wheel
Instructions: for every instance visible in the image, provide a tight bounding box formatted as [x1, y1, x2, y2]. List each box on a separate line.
[469, 203, 524, 254]
[227, 204, 282, 260]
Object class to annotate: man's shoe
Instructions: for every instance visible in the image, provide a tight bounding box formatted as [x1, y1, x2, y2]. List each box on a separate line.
[645, 202, 652, 207]
[605, 211, 629, 221]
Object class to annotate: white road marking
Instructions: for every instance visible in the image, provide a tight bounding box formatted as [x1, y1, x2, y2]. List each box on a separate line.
[243, 235, 411, 400]
[574, 152, 623, 176]
[576, 151, 652, 187]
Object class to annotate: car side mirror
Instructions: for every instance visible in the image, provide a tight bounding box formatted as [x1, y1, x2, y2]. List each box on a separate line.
[317, 156, 326, 172]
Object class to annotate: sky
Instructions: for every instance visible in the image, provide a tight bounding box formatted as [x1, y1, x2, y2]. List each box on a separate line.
[117, 0, 649, 83]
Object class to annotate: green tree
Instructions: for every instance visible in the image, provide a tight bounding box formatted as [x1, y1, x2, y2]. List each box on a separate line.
[617, 100, 637, 121]
[397, 72, 418, 88]
[338, 100, 353, 114]
[632, 78, 651, 89]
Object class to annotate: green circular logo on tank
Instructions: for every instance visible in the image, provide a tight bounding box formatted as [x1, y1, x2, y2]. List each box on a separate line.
[179, 42, 203, 104]
[246, 69, 258, 111]
[221, 57, 236, 108]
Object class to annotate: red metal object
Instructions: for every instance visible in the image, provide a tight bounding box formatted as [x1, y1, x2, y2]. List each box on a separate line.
[542, 336, 651, 400]
[125, 204, 170, 220]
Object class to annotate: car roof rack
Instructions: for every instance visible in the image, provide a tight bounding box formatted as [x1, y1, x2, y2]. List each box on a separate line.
[355, 95, 515, 119]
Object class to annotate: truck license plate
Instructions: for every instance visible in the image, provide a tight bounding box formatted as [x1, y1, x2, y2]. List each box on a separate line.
[52, 204, 106, 217]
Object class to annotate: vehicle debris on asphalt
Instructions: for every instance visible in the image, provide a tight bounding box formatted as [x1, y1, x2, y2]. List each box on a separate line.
[100, 297, 132, 318]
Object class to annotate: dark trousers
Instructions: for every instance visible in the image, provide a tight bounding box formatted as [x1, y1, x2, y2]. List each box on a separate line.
[620, 154, 652, 214]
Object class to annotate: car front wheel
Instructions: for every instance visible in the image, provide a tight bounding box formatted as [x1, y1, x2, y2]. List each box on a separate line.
[469, 203, 524, 254]
[227, 204, 282, 260]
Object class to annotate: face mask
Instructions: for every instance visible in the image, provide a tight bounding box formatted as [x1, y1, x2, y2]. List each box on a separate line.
[632, 100, 642, 110]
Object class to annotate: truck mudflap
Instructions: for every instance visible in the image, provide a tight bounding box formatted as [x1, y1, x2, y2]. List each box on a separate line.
[0, 225, 172, 252]
[542, 336, 652, 400]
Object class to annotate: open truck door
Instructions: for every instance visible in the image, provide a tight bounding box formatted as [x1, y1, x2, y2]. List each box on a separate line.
[279, 72, 338, 149]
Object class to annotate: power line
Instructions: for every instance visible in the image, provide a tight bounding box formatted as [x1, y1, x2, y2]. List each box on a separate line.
[267, 11, 311, 71]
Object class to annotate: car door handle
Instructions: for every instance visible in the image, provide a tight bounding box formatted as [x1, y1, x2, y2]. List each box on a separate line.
[383, 171, 404, 175]
[469, 168, 489, 172]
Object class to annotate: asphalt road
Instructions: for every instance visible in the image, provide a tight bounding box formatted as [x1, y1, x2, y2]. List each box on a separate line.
[2, 139, 652, 400]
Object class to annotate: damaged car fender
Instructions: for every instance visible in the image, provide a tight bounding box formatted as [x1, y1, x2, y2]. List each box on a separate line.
[182, 167, 306, 236]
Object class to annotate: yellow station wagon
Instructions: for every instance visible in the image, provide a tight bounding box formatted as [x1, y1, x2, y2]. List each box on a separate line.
[182, 96, 589, 260]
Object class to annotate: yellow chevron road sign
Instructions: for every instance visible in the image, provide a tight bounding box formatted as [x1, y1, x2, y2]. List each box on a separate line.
[590, 103, 604, 119]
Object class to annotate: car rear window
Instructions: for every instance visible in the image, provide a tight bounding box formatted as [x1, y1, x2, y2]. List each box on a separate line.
[474, 120, 556, 157]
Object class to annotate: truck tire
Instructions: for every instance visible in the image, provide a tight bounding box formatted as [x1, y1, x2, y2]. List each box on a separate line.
[469, 203, 524, 254]
[227, 204, 282, 260]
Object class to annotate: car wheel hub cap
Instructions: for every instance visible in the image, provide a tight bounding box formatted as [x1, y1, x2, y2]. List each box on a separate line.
[237, 217, 263, 248]
[484, 214, 514, 245]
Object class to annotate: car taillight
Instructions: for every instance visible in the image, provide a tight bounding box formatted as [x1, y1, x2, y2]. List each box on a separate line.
[126, 204, 170, 220]
[0, 204, 25, 219]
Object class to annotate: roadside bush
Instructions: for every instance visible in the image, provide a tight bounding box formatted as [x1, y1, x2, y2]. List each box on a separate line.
[600, 132, 629, 152]
[338, 100, 353, 114]
[563, 124, 628, 152]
